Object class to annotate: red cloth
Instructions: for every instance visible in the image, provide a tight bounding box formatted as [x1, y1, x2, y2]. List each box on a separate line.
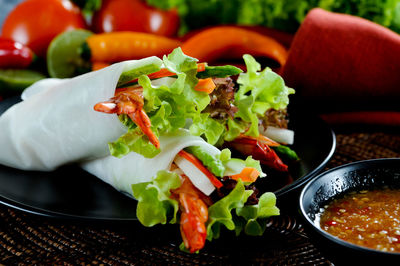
[282, 8, 400, 125]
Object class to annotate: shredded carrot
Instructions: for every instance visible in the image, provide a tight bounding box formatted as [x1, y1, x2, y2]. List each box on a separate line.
[178, 150, 223, 188]
[194, 78, 216, 94]
[147, 68, 175, 79]
[231, 167, 260, 183]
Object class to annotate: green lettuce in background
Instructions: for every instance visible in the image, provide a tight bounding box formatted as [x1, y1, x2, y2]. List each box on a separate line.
[146, 0, 400, 34]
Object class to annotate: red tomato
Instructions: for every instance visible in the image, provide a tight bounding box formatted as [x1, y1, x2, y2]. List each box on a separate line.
[1, 0, 86, 58]
[91, 0, 179, 37]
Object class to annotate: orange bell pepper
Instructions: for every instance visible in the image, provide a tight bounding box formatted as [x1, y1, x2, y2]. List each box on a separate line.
[86, 31, 181, 63]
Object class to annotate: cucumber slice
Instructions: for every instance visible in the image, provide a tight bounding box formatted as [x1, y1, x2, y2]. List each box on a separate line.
[0, 69, 46, 93]
[47, 29, 93, 78]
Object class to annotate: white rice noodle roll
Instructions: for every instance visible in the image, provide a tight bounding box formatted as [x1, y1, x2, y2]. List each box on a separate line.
[0, 57, 161, 171]
[80, 130, 220, 197]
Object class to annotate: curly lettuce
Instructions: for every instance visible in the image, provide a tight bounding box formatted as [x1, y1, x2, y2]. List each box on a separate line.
[131, 172, 278, 248]
[234, 54, 295, 137]
[109, 50, 294, 159]
[131, 170, 181, 227]
[207, 179, 279, 240]
[110, 48, 210, 158]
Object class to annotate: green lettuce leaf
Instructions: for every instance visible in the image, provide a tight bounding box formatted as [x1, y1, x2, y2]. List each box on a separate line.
[189, 113, 225, 145]
[131, 170, 181, 227]
[234, 54, 295, 137]
[110, 50, 294, 159]
[109, 128, 161, 158]
[184, 146, 225, 177]
[224, 118, 248, 142]
[206, 180, 253, 240]
[206, 180, 279, 240]
[110, 48, 213, 158]
[236, 192, 280, 236]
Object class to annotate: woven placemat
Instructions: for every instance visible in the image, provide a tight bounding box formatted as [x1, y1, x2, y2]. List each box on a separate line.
[0, 127, 399, 265]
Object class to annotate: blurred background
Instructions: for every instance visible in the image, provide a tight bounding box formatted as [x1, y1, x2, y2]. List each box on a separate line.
[1, 0, 400, 113]
[0, 0, 23, 27]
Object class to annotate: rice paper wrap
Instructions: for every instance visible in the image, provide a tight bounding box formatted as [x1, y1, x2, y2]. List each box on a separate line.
[81, 130, 220, 197]
[20, 78, 64, 101]
[0, 57, 162, 171]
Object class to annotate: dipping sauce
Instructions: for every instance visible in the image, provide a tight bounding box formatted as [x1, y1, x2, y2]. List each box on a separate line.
[319, 188, 400, 253]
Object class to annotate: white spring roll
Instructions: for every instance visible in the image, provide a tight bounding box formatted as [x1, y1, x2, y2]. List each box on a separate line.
[80, 130, 220, 197]
[0, 57, 162, 171]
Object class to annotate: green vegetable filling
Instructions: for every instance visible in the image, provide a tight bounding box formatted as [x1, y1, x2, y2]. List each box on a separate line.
[110, 49, 294, 160]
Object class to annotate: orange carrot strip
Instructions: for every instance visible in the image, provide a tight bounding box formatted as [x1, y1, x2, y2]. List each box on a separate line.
[178, 150, 223, 188]
[194, 78, 215, 94]
[230, 167, 260, 183]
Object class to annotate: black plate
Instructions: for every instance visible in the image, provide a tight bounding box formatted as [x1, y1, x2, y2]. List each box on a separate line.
[0, 96, 335, 221]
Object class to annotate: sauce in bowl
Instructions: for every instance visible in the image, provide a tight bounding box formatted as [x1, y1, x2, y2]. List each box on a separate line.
[319, 188, 400, 253]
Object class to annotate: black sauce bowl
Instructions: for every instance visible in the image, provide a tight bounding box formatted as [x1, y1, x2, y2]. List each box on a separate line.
[299, 158, 400, 265]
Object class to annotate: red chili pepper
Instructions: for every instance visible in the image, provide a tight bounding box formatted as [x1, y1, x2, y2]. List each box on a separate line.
[0, 38, 34, 68]
[225, 135, 288, 172]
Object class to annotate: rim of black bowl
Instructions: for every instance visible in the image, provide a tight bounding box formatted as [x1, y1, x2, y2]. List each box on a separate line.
[275, 117, 336, 197]
[299, 158, 400, 256]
